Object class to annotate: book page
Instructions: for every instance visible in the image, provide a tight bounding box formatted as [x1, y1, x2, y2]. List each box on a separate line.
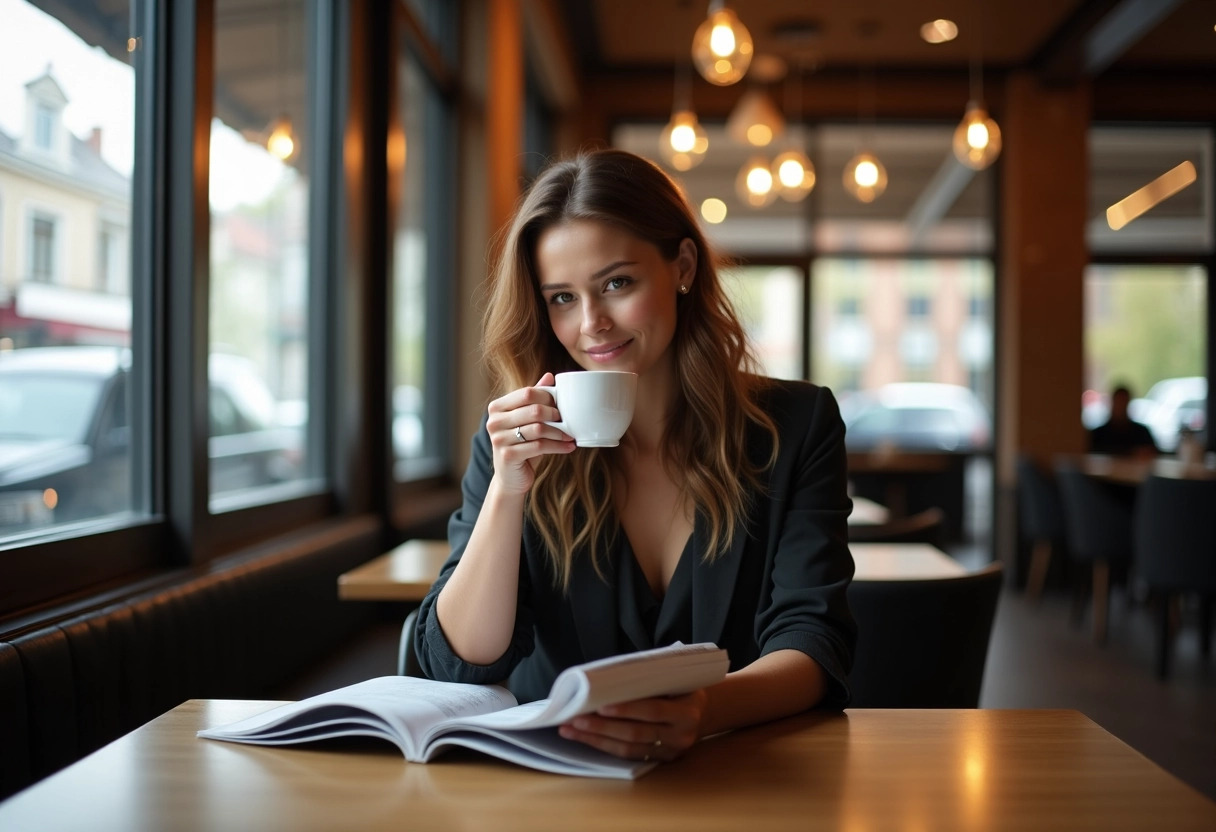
[198, 676, 517, 759]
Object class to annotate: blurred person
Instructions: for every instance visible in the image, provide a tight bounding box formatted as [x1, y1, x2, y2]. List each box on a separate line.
[1089, 384, 1158, 458]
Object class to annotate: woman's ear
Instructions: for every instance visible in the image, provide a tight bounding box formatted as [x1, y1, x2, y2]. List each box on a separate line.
[676, 238, 698, 288]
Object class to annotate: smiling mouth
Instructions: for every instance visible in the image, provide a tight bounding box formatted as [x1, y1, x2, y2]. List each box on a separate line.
[585, 339, 633, 358]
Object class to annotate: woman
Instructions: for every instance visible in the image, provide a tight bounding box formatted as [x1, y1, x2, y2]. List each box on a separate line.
[415, 148, 854, 763]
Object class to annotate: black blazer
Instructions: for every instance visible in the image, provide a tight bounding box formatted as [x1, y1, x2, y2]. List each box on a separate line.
[415, 378, 857, 706]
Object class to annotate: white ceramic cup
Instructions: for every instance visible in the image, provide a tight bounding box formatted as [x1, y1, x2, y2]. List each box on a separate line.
[536, 371, 637, 447]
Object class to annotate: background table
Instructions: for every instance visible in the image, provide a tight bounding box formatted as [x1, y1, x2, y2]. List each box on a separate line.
[339, 539, 966, 603]
[2, 701, 1212, 831]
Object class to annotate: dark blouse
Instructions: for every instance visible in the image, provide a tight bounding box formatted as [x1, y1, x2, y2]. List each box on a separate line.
[617, 532, 695, 653]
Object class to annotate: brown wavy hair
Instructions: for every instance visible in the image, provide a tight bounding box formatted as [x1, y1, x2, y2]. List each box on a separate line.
[481, 149, 778, 589]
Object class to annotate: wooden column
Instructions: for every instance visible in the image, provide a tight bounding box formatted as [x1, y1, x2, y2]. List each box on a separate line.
[995, 71, 1090, 573]
[487, 0, 524, 241]
[998, 72, 1091, 471]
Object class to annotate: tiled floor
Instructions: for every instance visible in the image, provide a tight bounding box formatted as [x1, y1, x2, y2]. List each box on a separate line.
[979, 585, 1216, 801]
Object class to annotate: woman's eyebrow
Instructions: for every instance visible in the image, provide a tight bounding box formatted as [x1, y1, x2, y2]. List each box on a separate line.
[539, 260, 637, 291]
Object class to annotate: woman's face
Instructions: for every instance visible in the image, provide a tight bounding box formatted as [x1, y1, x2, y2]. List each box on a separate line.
[535, 220, 695, 379]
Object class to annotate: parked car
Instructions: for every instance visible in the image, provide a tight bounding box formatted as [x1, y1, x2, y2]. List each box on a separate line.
[0, 346, 301, 532]
[843, 382, 992, 452]
[1137, 376, 1207, 453]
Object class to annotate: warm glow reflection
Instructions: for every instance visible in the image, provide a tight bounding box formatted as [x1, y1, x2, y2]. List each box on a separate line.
[267, 119, 296, 160]
[920, 19, 958, 44]
[747, 124, 773, 146]
[126, 37, 138, 52]
[1107, 160, 1198, 230]
[43, 489, 58, 510]
[701, 197, 728, 224]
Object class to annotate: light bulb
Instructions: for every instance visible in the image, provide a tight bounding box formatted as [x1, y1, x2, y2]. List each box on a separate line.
[953, 102, 1002, 170]
[701, 197, 728, 224]
[266, 116, 295, 160]
[692, 6, 753, 86]
[735, 155, 777, 208]
[771, 149, 815, 202]
[659, 110, 709, 171]
[843, 152, 888, 203]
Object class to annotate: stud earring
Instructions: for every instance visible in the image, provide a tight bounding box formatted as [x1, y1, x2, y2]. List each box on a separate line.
[678, 284, 690, 295]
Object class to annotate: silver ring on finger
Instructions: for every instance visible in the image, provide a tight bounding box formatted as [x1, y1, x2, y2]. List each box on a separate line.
[515, 425, 526, 443]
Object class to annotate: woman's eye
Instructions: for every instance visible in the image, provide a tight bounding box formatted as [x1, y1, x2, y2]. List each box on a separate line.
[549, 291, 574, 306]
[605, 276, 631, 292]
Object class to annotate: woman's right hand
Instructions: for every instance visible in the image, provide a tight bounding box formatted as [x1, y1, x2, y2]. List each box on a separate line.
[486, 372, 575, 494]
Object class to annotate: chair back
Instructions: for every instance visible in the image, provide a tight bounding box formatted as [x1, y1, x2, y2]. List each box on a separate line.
[847, 564, 1004, 708]
[1133, 476, 1216, 593]
[1054, 464, 1134, 563]
[1016, 455, 1064, 542]
[398, 609, 424, 678]
[849, 507, 947, 549]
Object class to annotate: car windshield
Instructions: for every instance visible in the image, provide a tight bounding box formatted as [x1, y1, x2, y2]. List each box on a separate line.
[0, 374, 105, 443]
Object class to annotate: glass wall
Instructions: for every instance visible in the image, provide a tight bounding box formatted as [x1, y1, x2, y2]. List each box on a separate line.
[392, 1, 457, 482]
[0, 0, 141, 539]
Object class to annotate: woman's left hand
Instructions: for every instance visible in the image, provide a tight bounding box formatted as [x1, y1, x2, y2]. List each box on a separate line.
[557, 688, 709, 762]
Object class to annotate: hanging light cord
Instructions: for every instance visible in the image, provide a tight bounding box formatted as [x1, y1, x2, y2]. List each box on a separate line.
[969, 0, 983, 104]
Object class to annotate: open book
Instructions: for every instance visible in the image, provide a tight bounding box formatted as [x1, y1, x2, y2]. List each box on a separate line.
[198, 641, 728, 779]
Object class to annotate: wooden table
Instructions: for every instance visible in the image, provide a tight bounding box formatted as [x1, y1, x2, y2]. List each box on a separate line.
[850, 542, 967, 580]
[338, 539, 450, 601]
[848, 495, 889, 525]
[339, 538, 965, 603]
[1069, 453, 1216, 486]
[2, 701, 1212, 831]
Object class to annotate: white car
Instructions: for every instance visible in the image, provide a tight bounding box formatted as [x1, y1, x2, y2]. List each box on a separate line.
[1137, 376, 1207, 452]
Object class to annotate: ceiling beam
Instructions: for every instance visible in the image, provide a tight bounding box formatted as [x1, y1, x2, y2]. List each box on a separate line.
[1084, 0, 1186, 75]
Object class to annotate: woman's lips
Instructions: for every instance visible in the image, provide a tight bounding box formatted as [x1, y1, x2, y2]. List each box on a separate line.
[584, 338, 632, 363]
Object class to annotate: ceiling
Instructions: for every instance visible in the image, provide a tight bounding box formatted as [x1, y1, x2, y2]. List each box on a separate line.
[564, 0, 1216, 76]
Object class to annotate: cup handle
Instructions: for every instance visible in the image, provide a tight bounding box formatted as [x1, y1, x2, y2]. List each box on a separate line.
[533, 385, 570, 436]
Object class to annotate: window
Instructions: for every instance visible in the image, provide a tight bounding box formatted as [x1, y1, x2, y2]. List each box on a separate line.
[718, 264, 804, 380]
[0, 0, 139, 552]
[391, 2, 457, 482]
[29, 212, 56, 282]
[34, 102, 54, 150]
[99, 221, 127, 293]
[209, 0, 314, 506]
[1083, 264, 1207, 451]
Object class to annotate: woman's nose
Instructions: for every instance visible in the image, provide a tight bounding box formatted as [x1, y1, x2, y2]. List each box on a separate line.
[580, 301, 610, 335]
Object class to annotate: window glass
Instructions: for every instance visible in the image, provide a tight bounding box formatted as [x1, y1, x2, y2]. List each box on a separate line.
[209, 0, 312, 506]
[718, 264, 802, 380]
[392, 46, 453, 481]
[1089, 126, 1212, 254]
[1083, 264, 1207, 452]
[0, 0, 140, 540]
[812, 257, 995, 453]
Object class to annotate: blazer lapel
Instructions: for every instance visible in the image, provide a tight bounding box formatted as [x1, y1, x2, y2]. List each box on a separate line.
[692, 510, 747, 645]
[568, 537, 620, 662]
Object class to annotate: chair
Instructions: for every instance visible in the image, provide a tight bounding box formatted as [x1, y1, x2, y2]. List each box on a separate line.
[397, 609, 424, 678]
[847, 564, 1004, 708]
[1133, 475, 1216, 679]
[1016, 456, 1066, 602]
[848, 507, 947, 549]
[1054, 464, 1134, 644]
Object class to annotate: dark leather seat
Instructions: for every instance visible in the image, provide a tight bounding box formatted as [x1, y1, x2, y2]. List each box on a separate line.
[1133, 475, 1216, 679]
[847, 563, 1004, 708]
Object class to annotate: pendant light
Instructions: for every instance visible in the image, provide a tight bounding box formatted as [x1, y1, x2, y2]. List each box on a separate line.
[726, 86, 785, 148]
[691, 0, 753, 86]
[736, 154, 777, 208]
[659, 62, 708, 171]
[843, 64, 886, 203]
[771, 63, 814, 202]
[952, 2, 1001, 170]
